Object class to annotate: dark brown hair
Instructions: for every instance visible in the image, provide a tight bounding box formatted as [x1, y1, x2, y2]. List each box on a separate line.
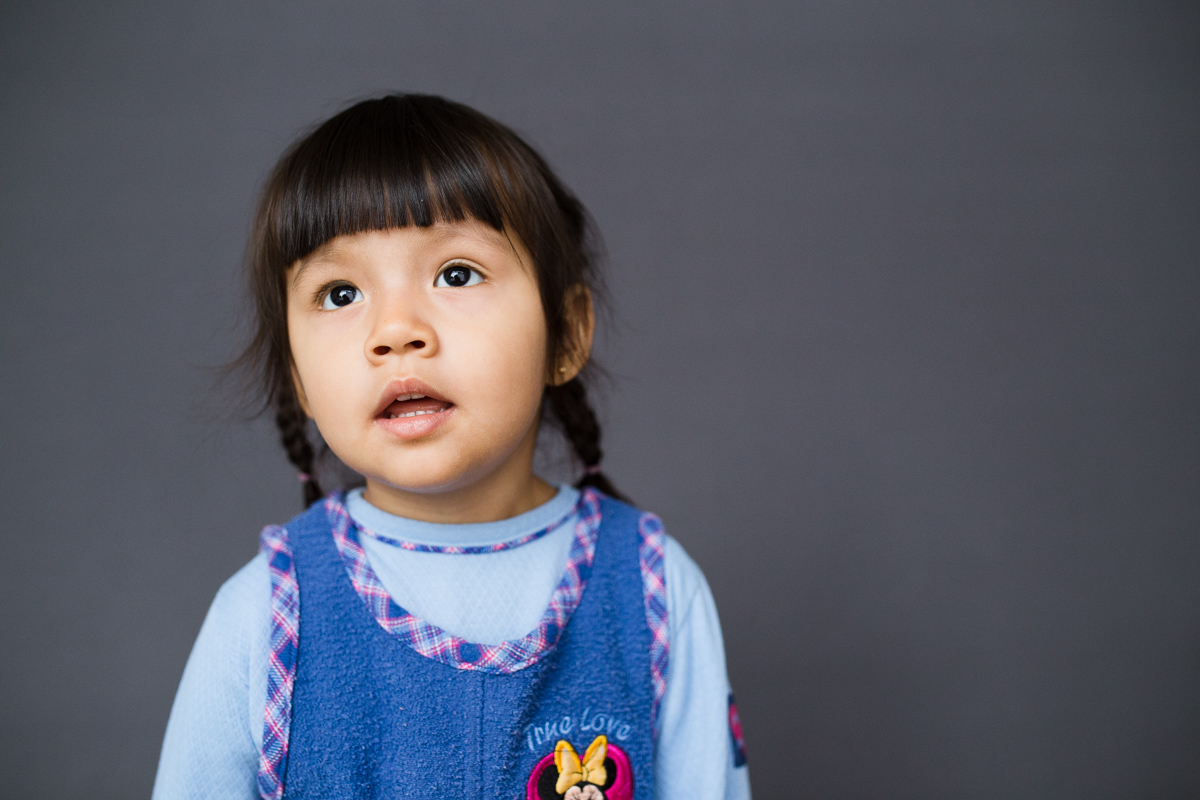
[239, 94, 625, 506]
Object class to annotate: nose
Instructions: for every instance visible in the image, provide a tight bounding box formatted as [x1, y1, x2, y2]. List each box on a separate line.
[364, 294, 438, 363]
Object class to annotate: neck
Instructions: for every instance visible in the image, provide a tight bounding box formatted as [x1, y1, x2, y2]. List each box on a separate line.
[362, 475, 556, 524]
[360, 438, 556, 524]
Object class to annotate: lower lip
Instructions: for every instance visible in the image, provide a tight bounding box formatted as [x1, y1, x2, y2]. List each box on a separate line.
[374, 406, 454, 440]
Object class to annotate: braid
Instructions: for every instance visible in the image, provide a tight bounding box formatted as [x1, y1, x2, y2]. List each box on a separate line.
[274, 387, 323, 506]
[546, 378, 629, 503]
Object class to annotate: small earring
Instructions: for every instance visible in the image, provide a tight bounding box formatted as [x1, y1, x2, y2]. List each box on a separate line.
[559, 366, 567, 373]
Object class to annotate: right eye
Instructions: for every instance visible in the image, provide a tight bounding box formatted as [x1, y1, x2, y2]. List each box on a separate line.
[321, 284, 362, 310]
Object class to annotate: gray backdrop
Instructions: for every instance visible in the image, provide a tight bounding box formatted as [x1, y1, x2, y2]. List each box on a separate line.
[1, 2, 1197, 798]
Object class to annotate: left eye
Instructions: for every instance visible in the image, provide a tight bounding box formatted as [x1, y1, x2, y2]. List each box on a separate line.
[321, 284, 363, 309]
[435, 264, 483, 288]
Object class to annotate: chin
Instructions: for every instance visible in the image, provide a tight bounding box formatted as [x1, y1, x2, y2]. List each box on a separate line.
[366, 471, 467, 495]
[365, 459, 495, 496]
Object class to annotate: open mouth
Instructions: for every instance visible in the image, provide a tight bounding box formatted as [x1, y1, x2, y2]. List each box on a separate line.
[374, 380, 455, 440]
[381, 393, 454, 419]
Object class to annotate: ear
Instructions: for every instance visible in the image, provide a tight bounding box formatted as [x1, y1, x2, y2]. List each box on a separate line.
[551, 284, 595, 386]
[290, 361, 314, 417]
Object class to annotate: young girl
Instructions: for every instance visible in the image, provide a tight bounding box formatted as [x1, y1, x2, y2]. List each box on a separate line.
[152, 95, 750, 800]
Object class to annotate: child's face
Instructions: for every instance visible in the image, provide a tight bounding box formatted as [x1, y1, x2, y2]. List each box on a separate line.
[285, 221, 553, 511]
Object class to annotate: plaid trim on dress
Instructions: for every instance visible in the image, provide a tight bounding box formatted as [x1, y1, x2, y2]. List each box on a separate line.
[637, 511, 669, 734]
[327, 488, 602, 672]
[354, 504, 575, 554]
[257, 524, 299, 800]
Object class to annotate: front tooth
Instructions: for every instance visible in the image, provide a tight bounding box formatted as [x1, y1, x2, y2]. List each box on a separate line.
[387, 408, 438, 419]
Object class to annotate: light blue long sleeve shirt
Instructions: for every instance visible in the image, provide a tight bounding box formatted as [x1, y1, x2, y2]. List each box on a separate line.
[152, 486, 751, 799]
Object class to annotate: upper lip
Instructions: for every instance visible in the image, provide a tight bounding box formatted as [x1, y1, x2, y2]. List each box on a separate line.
[373, 377, 452, 417]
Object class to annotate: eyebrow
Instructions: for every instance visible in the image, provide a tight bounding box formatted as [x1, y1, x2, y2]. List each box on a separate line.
[434, 222, 531, 273]
[413, 222, 529, 270]
[288, 240, 352, 289]
[427, 221, 511, 249]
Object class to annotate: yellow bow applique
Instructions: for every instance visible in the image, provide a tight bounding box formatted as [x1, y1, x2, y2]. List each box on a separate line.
[554, 735, 608, 794]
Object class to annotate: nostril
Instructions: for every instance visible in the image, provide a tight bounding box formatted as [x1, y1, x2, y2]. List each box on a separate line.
[410, 340, 425, 350]
[373, 345, 390, 356]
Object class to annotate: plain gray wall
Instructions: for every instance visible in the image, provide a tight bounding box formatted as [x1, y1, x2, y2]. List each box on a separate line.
[1, 2, 1197, 798]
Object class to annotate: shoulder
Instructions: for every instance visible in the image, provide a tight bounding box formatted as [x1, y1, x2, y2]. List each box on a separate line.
[649, 525, 729, 678]
[199, 553, 271, 659]
[663, 534, 712, 627]
[592, 490, 647, 530]
[210, 553, 270, 625]
[593, 492, 712, 622]
[183, 552, 272, 700]
[600, 493, 719, 637]
[592, 491, 670, 547]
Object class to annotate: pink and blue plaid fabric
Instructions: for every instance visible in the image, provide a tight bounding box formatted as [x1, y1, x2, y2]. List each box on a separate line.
[255, 488, 669, 799]
[354, 505, 574, 554]
[257, 524, 299, 800]
[327, 488, 602, 671]
[638, 511, 669, 733]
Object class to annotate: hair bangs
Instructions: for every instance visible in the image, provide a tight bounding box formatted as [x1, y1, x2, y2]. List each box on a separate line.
[267, 95, 526, 267]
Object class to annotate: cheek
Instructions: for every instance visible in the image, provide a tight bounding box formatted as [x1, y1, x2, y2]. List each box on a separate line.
[288, 317, 360, 415]
[450, 309, 548, 426]
[457, 298, 547, 384]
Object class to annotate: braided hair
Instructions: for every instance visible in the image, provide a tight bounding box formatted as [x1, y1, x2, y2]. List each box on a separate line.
[544, 379, 625, 501]
[239, 94, 626, 506]
[273, 386, 323, 507]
